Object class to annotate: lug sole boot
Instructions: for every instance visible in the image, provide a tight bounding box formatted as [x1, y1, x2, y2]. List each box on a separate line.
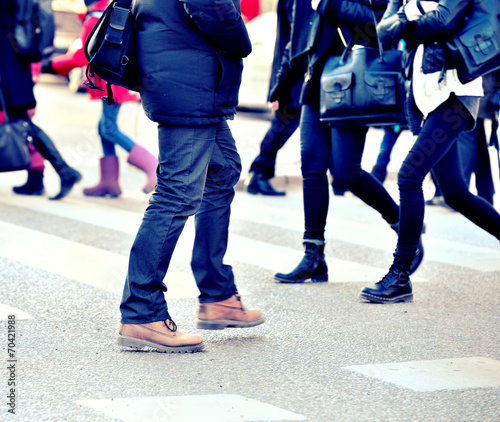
[117, 319, 203, 353]
[274, 242, 328, 283]
[197, 295, 265, 330]
[390, 222, 425, 275]
[359, 254, 413, 304]
[83, 156, 122, 197]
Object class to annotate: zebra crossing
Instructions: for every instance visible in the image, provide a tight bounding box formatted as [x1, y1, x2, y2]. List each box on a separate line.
[0, 172, 499, 421]
[1, 77, 500, 420]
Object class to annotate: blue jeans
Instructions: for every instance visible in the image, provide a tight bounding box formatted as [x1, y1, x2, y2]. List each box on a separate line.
[98, 102, 135, 156]
[120, 120, 241, 324]
[300, 105, 399, 241]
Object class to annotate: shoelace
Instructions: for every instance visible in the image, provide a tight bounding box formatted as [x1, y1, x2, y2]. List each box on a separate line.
[378, 259, 407, 286]
[163, 318, 177, 332]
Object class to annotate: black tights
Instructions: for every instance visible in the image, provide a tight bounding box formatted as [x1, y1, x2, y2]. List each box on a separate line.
[397, 95, 500, 260]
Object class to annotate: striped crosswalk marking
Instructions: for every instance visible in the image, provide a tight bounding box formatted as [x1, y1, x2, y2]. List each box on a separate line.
[344, 357, 500, 392]
[76, 394, 306, 422]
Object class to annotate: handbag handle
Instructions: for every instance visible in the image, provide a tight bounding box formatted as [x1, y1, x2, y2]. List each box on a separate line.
[338, 10, 385, 65]
[0, 74, 12, 123]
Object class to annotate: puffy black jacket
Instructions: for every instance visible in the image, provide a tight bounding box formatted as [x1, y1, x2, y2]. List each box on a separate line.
[134, 0, 252, 125]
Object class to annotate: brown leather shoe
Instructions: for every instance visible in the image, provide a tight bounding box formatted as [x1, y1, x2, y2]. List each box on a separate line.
[116, 319, 204, 353]
[196, 295, 265, 330]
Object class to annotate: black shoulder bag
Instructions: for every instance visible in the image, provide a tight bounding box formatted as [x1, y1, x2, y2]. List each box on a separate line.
[445, 0, 500, 84]
[84, 0, 138, 104]
[319, 13, 406, 127]
[0, 76, 32, 173]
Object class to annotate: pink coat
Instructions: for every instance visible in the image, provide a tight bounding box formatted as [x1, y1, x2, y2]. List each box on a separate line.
[51, 0, 139, 104]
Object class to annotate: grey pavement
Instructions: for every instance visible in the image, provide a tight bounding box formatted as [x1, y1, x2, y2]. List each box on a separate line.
[0, 77, 499, 422]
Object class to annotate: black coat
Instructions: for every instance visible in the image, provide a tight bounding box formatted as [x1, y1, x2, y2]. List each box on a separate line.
[268, 0, 302, 108]
[134, 0, 252, 125]
[271, 0, 388, 107]
[0, 0, 36, 114]
[377, 0, 473, 77]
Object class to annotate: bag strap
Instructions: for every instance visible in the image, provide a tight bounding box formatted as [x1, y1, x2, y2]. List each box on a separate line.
[0, 74, 11, 123]
[338, 10, 384, 65]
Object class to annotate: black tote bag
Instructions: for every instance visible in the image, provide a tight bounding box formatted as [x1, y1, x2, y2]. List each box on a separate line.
[319, 11, 406, 128]
[319, 41, 407, 127]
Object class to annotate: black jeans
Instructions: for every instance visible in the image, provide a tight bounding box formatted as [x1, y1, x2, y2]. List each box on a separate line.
[398, 95, 500, 260]
[249, 105, 301, 179]
[300, 105, 399, 241]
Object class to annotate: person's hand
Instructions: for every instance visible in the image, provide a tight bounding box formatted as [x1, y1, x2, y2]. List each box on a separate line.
[488, 92, 500, 112]
[419, 1, 439, 13]
[269, 101, 279, 111]
[269, 81, 292, 107]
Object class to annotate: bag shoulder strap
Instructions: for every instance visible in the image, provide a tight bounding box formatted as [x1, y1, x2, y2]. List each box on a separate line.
[338, 10, 385, 65]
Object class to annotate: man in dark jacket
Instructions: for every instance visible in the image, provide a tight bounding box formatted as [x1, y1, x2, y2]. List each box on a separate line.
[117, 0, 265, 353]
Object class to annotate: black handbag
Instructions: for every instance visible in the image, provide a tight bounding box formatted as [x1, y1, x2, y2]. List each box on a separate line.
[319, 22, 406, 127]
[84, 0, 138, 104]
[445, 0, 500, 84]
[0, 79, 32, 173]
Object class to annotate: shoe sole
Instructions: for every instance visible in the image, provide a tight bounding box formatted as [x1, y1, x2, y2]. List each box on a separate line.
[274, 275, 328, 283]
[247, 188, 286, 196]
[196, 316, 266, 330]
[358, 292, 413, 304]
[116, 335, 204, 353]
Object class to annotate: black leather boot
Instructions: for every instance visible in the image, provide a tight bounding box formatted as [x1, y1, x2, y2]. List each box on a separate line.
[274, 242, 328, 283]
[13, 170, 45, 196]
[49, 166, 82, 200]
[390, 222, 424, 275]
[246, 172, 285, 196]
[359, 254, 413, 304]
[30, 124, 82, 200]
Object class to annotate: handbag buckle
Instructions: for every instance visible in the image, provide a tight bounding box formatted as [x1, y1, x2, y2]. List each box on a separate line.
[374, 78, 389, 100]
[473, 35, 492, 56]
[331, 83, 346, 103]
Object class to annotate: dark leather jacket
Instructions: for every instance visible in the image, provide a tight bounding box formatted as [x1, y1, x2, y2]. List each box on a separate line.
[377, 0, 473, 76]
[270, 0, 388, 107]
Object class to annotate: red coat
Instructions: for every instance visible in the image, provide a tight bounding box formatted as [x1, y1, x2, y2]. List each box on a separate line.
[51, 0, 139, 104]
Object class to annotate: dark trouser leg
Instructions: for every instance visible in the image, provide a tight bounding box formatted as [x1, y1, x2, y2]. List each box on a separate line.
[372, 126, 400, 182]
[250, 105, 301, 179]
[473, 119, 495, 203]
[435, 140, 500, 240]
[192, 121, 241, 303]
[300, 105, 330, 241]
[331, 126, 399, 224]
[397, 95, 491, 261]
[120, 123, 220, 324]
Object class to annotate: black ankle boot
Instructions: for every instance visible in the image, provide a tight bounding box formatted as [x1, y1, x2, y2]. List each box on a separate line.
[390, 222, 424, 275]
[246, 172, 285, 196]
[274, 242, 328, 283]
[359, 254, 413, 304]
[49, 167, 82, 200]
[13, 170, 45, 196]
